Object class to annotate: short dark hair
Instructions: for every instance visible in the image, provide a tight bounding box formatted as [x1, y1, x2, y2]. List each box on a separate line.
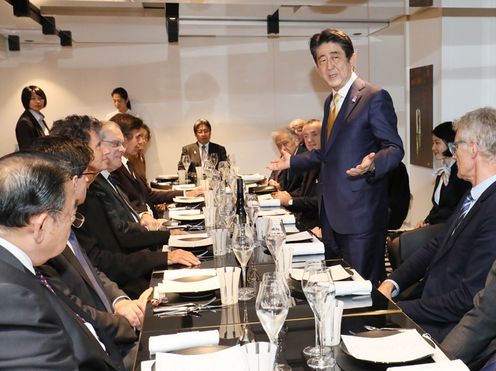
[27, 136, 92, 178]
[110, 113, 144, 140]
[193, 119, 211, 134]
[111, 87, 131, 110]
[309, 28, 354, 63]
[21, 85, 47, 110]
[50, 115, 102, 144]
[0, 152, 69, 228]
[432, 121, 455, 157]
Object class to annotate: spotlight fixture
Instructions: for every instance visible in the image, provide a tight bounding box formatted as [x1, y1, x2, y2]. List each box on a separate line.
[42, 16, 57, 35]
[267, 9, 279, 36]
[165, 3, 179, 43]
[8, 35, 20, 51]
[59, 30, 72, 47]
[12, 0, 30, 17]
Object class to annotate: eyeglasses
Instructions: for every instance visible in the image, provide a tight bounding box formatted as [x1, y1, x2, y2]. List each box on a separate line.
[102, 139, 124, 148]
[448, 140, 467, 156]
[81, 171, 99, 177]
[72, 212, 85, 228]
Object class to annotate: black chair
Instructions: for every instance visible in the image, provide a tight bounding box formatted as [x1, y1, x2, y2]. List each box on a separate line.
[387, 223, 445, 270]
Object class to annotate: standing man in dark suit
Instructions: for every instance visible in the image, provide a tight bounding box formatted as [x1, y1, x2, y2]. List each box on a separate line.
[379, 107, 496, 343]
[0, 152, 122, 370]
[15, 85, 50, 150]
[178, 118, 228, 175]
[269, 28, 404, 284]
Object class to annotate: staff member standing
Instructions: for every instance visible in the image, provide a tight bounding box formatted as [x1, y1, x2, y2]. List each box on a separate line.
[269, 28, 404, 284]
[15, 85, 49, 150]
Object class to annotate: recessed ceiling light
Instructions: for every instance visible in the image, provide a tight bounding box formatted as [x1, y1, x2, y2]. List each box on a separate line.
[353, 32, 362, 36]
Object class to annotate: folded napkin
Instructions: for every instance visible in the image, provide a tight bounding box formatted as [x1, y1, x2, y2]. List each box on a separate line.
[335, 280, 372, 296]
[241, 173, 264, 182]
[387, 359, 469, 371]
[149, 329, 219, 355]
[290, 239, 325, 256]
[259, 198, 280, 208]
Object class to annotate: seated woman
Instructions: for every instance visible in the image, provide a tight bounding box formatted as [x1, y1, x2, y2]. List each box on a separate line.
[417, 121, 471, 228]
[15, 85, 49, 150]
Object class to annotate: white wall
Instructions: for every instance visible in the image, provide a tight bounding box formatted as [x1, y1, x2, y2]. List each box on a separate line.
[0, 35, 371, 179]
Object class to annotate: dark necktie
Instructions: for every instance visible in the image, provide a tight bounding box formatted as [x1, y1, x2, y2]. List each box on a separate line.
[201, 145, 207, 164]
[107, 177, 140, 222]
[68, 231, 113, 312]
[451, 193, 474, 235]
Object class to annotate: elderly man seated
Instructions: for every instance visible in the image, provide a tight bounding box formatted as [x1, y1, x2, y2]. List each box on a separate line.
[273, 119, 322, 230]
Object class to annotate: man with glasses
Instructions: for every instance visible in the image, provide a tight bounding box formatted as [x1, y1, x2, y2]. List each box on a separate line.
[0, 152, 122, 370]
[379, 107, 496, 343]
[77, 121, 199, 298]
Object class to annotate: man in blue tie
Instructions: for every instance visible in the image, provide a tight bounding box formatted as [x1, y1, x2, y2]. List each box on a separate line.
[379, 107, 496, 343]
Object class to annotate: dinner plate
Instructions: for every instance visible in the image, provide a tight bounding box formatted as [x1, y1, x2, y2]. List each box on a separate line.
[339, 330, 436, 367]
[170, 213, 205, 221]
[159, 269, 220, 294]
[172, 345, 230, 355]
[156, 174, 179, 182]
[173, 196, 205, 204]
[168, 234, 213, 248]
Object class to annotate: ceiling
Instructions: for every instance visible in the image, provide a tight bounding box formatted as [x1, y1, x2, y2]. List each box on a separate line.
[1, 0, 411, 47]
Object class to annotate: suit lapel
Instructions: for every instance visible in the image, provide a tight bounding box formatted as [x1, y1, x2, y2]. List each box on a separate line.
[61, 248, 96, 293]
[325, 78, 366, 153]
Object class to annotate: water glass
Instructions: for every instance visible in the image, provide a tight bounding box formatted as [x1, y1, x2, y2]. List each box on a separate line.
[181, 154, 191, 183]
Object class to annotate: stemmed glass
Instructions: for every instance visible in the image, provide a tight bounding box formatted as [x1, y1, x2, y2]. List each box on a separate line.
[245, 194, 260, 228]
[232, 227, 256, 301]
[265, 219, 286, 269]
[181, 154, 191, 184]
[256, 272, 290, 371]
[208, 153, 219, 169]
[301, 261, 336, 368]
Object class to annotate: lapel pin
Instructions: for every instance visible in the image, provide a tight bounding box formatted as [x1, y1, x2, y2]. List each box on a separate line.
[351, 96, 358, 103]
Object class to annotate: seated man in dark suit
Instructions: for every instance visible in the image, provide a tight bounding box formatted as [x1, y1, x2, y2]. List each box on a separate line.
[178, 118, 228, 177]
[29, 136, 150, 370]
[273, 119, 321, 231]
[0, 152, 123, 370]
[379, 107, 496, 343]
[110, 113, 202, 217]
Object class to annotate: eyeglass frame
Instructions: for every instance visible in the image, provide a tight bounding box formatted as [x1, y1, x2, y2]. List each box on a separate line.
[448, 140, 467, 156]
[102, 139, 125, 148]
[72, 212, 85, 229]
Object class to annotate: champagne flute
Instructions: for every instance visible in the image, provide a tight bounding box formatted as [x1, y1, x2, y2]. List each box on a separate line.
[301, 261, 335, 368]
[181, 154, 191, 184]
[256, 272, 290, 371]
[232, 230, 255, 301]
[209, 153, 219, 168]
[265, 219, 286, 268]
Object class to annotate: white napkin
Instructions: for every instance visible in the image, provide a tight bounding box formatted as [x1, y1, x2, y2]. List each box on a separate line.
[290, 239, 325, 256]
[149, 329, 220, 355]
[259, 199, 280, 208]
[241, 173, 264, 182]
[387, 359, 469, 370]
[341, 329, 435, 363]
[158, 269, 219, 293]
[335, 280, 372, 296]
[168, 233, 213, 248]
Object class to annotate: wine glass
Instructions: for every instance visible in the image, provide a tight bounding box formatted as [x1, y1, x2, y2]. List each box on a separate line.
[232, 229, 256, 301]
[208, 153, 219, 168]
[245, 194, 260, 227]
[265, 219, 286, 268]
[181, 154, 191, 184]
[256, 272, 290, 370]
[301, 261, 335, 368]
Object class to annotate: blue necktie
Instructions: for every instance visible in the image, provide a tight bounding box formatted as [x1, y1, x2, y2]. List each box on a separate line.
[68, 231, 113, 313]
[481, 354, 496, 371]
[451, 193, 474, 235]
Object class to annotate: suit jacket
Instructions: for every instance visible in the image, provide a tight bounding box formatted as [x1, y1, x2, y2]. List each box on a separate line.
[15, 109, 46, 150]
[291, 77, 404, 235]
[391, 181, 496, 342]
[286, 166, 320, 231]
[0, 246, 121, 370]
[111, 163, 181, 216]
[387, 162, 411, 230]
[178, 142, 227, 173]
[442, 259, 496, 370]
[42, 246, 137, 345]
[425, 162, 471, 225]
[76, 174, 169, 297]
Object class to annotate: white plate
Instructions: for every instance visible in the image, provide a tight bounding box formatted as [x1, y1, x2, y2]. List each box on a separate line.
[170, 213, 205, 221]
[173, 196, 205, 204]
[158, 269, 220, 293]
[172, 184, 197, 191]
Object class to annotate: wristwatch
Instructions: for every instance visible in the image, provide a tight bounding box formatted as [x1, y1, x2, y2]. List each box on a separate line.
[288, 199, 293, 206]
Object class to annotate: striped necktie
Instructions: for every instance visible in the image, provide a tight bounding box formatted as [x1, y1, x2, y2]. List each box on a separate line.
[451, 193, 474, 235]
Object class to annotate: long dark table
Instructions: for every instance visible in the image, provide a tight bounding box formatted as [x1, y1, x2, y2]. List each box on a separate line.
[132, 248, 443, 370]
